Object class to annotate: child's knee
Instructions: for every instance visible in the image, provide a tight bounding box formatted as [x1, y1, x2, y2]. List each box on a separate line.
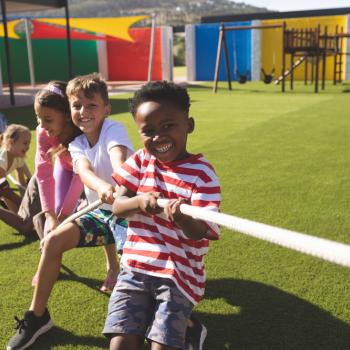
[43, 231, 66, 255]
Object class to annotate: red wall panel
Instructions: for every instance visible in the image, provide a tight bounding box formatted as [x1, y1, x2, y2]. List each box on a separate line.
[107, 27, 162, 81]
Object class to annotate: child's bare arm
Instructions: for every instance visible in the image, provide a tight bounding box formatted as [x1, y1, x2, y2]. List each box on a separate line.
[164, 199, 211, 240]
[0, 167, 6, 180]
[23, 163, 32, 180]
[16, 165, 29, 187]
[112, 186, 162, 218]
[109, 145, 128, 172]
[75, 158, 115, 204]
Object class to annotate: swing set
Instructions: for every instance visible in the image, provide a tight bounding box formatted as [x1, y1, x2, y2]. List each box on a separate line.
[232, 30, 249, 84]
[261, 27, 278, 84]
[213, 23, 283, 92]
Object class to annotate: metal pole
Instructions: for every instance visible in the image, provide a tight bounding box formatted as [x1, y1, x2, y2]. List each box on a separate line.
[0, 49, 3, 95]
[321, 26, 327, 90]
[24, 18, 35, 87]
[281, 22, 286, 93]
[222, 28, 232, 90]
[213, 24, 224, 93]
[147, 13, 156, 82]
[0, 0, 15, 105]
[224, 24, 282, 31]
[64, 0, 73, 79]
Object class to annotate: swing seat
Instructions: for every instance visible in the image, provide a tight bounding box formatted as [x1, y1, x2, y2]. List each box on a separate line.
[238, 75, 248, 84]
[261, 68, 275, 84]
[237, 70, 249, 84]
[263, 75, 273, 84]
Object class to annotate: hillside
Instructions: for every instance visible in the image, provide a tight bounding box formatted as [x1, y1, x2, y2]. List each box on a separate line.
[12, 0, 270, 26]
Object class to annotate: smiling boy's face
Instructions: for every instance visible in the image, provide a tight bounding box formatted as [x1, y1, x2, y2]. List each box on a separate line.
[69, 91, 110, 146]
[134, 100, 194, 163]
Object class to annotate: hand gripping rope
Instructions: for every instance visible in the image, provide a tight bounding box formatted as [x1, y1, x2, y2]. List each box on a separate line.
[48, 196, 350, 268]
[157, 199, 350, 269]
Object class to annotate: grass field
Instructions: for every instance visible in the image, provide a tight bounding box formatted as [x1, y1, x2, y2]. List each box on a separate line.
[1, 81, 350, 349]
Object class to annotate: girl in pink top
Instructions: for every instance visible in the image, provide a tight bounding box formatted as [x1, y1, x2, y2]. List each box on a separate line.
[34, 81, 83, 236]
[31, 81, 84, 287]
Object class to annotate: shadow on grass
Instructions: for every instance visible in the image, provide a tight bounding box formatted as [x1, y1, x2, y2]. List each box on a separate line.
[29, 326, 108, 349]
[201, 278, 350, 349]
[58, 264, 111, 296]
[0, 233, 37, 252]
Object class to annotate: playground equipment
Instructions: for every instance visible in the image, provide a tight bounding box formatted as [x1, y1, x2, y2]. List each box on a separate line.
[214, 21, 349, 93]
[232, 30, 249, 84]
[213, 23, 283, 92]
[261, 27, 277, 84]
[277, 23, 347, 92]
[261, 67, 275, 84]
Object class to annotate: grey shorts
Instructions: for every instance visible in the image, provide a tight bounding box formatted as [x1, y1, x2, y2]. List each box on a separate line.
[103, 268, 193, 349]
[18, 176, 41, 222]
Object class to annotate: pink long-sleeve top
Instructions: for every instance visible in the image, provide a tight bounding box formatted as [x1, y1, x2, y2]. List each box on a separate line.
[35, 126, 83, 216]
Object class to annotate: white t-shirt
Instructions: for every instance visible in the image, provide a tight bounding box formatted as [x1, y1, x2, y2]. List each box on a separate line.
[0, 149, 25, 175]
[68, 119, 133, 210]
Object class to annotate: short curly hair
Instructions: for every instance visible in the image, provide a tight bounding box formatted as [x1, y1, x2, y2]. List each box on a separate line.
[129, 81, 191, 118]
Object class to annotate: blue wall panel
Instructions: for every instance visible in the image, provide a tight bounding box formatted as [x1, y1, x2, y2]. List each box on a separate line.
[195, 22, 252, 81]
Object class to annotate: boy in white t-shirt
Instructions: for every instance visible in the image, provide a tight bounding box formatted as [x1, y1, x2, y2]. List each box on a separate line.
[7, 73, 133, 350]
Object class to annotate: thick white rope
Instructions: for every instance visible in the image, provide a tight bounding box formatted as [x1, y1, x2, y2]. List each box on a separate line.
[157, 199, 350, 268]
[57, 198, 103, 229]
[43, 195, 350, 268]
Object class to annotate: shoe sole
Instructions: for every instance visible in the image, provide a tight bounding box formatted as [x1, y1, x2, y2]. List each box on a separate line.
[199, 325, 207, 350]
[7, 319, 54, 350]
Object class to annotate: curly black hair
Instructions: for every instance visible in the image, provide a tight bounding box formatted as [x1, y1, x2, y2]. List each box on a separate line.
[129, 81, 191, 118]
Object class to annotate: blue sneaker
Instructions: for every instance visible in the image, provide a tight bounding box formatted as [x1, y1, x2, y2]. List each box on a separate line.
[7, 309, 53, 350]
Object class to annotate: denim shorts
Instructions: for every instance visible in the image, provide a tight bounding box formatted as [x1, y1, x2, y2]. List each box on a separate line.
[103, 268, 193, 349]
[75, 209, 127, 250]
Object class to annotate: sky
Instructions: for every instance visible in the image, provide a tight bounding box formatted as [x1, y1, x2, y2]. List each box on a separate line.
[239, 0, 350, 12]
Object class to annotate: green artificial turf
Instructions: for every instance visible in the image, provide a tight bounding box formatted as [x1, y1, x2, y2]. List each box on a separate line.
[1, 81, 350, 349]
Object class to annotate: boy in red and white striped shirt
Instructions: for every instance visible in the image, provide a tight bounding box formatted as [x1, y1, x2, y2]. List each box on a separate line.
[103, 81, 221, 350]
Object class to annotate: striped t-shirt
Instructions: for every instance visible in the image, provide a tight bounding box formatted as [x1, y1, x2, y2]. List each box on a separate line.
[113, 148, 221, 305]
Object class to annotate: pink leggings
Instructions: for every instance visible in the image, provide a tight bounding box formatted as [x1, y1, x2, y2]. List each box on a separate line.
[54, 160, 78, 214]
[43, 160, 83, 236]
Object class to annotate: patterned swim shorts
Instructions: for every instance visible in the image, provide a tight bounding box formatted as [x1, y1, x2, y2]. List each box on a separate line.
[75, 209, 127, 250]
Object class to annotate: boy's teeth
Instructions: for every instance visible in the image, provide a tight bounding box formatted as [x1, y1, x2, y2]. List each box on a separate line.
[156, 144, 171, 153]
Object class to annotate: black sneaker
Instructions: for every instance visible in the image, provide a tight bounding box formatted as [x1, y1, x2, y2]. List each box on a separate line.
[7, 309, 53, 350]
[185, 315, 207, 350]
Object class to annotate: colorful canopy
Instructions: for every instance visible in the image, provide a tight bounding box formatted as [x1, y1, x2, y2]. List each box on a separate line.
[0, 19, 22, 39]
[36, 16, 147, 42]
[0, 16, 147, 41]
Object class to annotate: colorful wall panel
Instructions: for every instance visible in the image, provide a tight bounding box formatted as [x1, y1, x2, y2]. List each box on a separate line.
[186, 22, 252, 81]
[0, 38, 98, 83]
[106, 27, 163, 81]
[261, 16, 348, 81]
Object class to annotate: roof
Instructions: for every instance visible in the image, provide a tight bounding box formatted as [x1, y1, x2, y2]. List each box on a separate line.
[3, 0, 66, 14]
[201, 7, 350, 24]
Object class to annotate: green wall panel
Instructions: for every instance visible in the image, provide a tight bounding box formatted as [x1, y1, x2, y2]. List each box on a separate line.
[0, 39, 98, 83]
